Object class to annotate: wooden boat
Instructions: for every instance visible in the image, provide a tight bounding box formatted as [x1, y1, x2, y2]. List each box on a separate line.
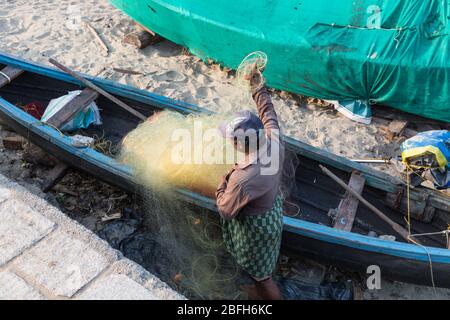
[110, 0, 450, 122]
[1, 53, 450, 288]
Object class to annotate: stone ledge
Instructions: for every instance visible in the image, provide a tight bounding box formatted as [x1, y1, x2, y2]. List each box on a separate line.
[0, 173, 183, 300]
[77, 274, 156, 300]
[12, 229, 115, 298]
[0, 199, 55, 266]
[0, 271, 44, 300]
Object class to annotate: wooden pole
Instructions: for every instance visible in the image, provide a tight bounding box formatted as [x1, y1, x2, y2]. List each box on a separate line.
[84, 21, 109, 56]
[48, 58, 147, 121]
[319, 164, 415, 243]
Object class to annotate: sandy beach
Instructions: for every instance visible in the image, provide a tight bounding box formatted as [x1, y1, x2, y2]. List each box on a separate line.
[0, 0, 402, 176]
[1, 0, 449, 300]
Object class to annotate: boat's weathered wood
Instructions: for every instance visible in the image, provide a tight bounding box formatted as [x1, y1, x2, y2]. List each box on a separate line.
[285, 136, 401, 192]
[388, 120, 408, 136]
[49, 58, 147, 121]
[285, 136, 450, 214]
[45, 88, 99, 129]
[0, 66, 24, 88]
[333, 171, 365, 231]
[381, 119, 408, 141]
[123, 30, 162, 49]
[374, 107, 450, 129]
[2, 133, 25, 150]
[319, 165, 414, 243]
[42, 162, 69, 193]
[23, 143, 59, 167]
[386, 189, 435, 223]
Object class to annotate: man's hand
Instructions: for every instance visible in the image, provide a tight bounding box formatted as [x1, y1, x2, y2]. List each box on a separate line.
[218, 168, 234, 187]
[244, 62, 264, 91]
[146, 112, 161, 124]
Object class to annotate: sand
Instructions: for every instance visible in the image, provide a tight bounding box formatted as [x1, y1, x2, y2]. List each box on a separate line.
[0, 0, 401, 177]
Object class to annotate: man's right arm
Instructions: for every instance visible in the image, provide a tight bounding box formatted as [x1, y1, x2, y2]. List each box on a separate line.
[252, 86, 280, 134]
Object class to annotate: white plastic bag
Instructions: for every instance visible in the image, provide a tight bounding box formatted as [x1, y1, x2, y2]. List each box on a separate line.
[42, 90, 102, 132]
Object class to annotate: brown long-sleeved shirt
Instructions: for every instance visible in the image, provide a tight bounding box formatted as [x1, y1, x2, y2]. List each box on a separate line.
[215, 87, 285, 220]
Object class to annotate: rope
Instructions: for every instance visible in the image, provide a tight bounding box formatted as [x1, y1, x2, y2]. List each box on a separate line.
[283, 199, 301, 217]
[0, 71, 11, 83]
[406, 167, 411, 235]
[36, 121, 65, 137]
[408, 236, 438, 297]
[405, 164, 438, 297]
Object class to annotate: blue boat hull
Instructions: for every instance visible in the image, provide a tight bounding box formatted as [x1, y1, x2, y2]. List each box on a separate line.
[1, 53, 449, 288]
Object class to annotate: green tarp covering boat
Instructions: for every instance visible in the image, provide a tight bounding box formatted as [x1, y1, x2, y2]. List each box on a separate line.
[110, 0, 450, 122]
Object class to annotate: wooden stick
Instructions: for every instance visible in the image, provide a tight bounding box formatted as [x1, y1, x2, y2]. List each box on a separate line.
[49, 58, 147, 121]
[42, 162, 69, 193]
[84, 21, 109, 56]
[136, 22, 156, 36]
[113, 67, 143, 75]
[319, 164, 415, 243]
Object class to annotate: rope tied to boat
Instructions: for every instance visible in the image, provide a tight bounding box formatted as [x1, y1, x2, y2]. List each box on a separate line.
[0, 71, 11, 83]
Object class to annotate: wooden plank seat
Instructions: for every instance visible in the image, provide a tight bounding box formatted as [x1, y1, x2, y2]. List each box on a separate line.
[45, 88, 99, 129]
[331, 170, 366, 231]
[0, 66, 24, 88]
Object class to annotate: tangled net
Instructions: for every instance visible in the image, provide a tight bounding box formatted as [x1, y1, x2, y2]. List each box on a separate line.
[120, 111, 239, 198]
[235, 51, 268, 91]
[119, 111, 248, 299]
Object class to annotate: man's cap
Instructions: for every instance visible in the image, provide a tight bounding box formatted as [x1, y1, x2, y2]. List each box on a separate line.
[218, 110, 264, 138]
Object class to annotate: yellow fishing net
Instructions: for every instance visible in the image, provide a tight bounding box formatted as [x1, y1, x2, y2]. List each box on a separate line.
[119, 110, 248, 299]
[120, 110, 238, 197]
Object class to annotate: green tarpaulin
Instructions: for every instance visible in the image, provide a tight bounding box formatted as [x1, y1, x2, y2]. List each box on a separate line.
[111, 0, 450, 122]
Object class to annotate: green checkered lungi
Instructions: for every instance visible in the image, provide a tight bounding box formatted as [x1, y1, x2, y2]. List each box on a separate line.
[221, 196, 283, 279]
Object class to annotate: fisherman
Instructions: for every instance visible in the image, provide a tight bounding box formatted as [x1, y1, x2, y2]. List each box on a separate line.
[216, 64, 284, 300]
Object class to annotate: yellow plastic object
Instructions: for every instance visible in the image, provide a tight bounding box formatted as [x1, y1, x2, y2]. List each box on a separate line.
[401, 146, 448, 169]
[120, 111, 236, 198]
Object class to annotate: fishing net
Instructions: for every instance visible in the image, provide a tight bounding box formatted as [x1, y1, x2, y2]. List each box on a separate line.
[136, 187, 246, 299]
[119, 110, 247, 299]
[235, 51, 268, 91]
[120, 111, 240, 197]
[118, 109, 302, 299]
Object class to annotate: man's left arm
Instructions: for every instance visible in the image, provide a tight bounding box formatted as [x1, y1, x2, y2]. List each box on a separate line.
[216, 177, 252, 221]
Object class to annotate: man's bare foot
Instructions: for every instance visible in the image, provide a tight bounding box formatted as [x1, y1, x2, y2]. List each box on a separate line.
[240, 278, 283, 300]
[240, 284, 261, 300]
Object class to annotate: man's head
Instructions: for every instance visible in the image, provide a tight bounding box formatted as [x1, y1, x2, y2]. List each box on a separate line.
[219, 110, 264, 154]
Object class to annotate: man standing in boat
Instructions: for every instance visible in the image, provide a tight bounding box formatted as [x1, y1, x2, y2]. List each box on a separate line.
[216, 64, 284, 300]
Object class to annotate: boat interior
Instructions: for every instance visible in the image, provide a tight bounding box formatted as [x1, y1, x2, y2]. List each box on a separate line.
[1, 64, 449, 249]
